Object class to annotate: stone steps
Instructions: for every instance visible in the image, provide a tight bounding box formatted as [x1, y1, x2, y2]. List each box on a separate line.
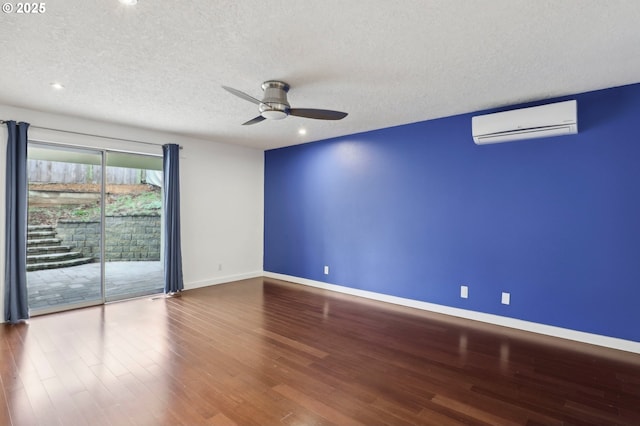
[27, 257, 94, 272]
[27, 251, 83, 264]
[27, 225, 55, 230]
[27, 245, 74, 255]
[26, 224, 94, 271]
[27, 230, 57, 239]
[27, 237, 63, 247]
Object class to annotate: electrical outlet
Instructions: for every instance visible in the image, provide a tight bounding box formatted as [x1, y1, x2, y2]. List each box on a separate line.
[460, 285, 468, 299]
[501, 292, 511, 305]
[324, 265, 329, 275]
[218, 264, 222, 271]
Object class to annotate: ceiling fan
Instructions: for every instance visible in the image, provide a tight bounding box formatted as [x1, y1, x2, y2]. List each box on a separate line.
[222, 80, 348, 125]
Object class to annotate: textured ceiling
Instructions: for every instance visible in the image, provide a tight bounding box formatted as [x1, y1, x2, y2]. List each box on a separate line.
[1, 1, 639, 150]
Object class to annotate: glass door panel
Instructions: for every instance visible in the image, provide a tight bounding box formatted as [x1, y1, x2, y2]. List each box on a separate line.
[26, 143, 104, 314]
[104, 151, 164, 302]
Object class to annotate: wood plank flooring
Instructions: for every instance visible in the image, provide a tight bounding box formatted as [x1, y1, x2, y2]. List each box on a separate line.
[1, 277, 639, 425]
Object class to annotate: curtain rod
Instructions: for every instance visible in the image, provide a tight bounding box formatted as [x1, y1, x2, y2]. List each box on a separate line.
[1, 120, 183, 149]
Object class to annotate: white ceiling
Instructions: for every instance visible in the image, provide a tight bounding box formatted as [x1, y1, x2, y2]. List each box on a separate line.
[1, 1, 639, 150]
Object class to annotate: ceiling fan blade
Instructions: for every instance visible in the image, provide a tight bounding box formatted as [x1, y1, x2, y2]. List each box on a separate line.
[242, 116, 266, 125]
[222, 86, 262, 105]
[289, 108, 348, 120]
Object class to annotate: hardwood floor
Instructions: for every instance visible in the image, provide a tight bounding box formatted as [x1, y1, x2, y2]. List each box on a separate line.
[1, 277, 639, 425]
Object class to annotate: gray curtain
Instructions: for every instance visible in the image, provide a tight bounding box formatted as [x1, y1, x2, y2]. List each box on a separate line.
[4, 121, 30, 322]
[162, 144, 184, 294]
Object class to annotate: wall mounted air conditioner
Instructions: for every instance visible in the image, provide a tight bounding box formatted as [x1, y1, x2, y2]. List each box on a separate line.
[472, 100, 577, 145]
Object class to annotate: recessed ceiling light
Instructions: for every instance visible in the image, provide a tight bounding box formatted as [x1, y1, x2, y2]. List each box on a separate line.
[119, 0, 137, 5]
[50, 82, 65, 90]
[298, 128, 307, 135]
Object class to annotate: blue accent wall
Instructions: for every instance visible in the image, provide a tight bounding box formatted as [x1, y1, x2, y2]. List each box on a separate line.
[264, 83, 640, 342]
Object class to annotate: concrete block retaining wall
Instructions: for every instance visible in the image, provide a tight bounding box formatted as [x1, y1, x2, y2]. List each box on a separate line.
[57, 216, 161, 261]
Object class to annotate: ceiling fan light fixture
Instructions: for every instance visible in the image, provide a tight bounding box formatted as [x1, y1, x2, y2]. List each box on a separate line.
[261, 110, 288, 120]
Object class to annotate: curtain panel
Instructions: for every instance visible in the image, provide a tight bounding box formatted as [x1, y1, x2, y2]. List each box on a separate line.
[4, 121, 30, 323]
[162, 144, 184, 294]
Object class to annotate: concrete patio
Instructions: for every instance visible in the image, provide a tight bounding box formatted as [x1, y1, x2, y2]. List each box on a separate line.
[26, 261, 164, 311]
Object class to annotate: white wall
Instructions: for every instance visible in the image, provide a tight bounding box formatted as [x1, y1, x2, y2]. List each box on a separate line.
[0, 105, 264, 317]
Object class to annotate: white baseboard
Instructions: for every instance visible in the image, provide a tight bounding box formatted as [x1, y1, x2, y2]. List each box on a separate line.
[263, 272, 640, 355]
[186, 271, 263, 290]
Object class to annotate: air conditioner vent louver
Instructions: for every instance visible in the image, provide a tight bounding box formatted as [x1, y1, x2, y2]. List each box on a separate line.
[472, 100, 577, 145]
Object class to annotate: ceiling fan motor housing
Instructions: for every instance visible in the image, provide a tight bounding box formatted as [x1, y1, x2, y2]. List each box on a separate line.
[259, 81, 290, 120]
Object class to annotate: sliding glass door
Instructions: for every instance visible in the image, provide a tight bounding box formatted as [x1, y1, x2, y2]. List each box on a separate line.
[26, 144, 104, 313]
[26, 142, 164, 314]
[104, 152, 164, 302]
